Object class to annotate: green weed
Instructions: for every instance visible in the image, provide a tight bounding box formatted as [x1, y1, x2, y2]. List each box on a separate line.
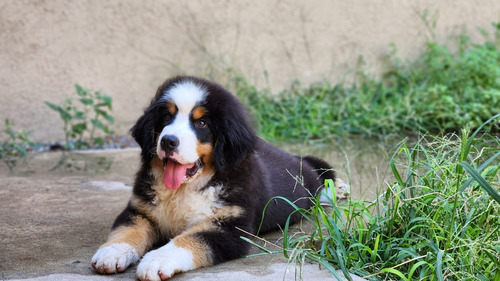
[45, 84, 115, 150]
[234, 23, 500, 141]
[0, 119, 34, 173]
[245, 114, 500, 280]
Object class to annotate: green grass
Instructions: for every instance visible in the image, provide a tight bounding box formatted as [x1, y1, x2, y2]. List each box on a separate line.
[234, 22, 500, 141]
[244, 114, 500, 280]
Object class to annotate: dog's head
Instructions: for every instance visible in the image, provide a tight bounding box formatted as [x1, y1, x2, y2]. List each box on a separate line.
[131, 76, 256, 189]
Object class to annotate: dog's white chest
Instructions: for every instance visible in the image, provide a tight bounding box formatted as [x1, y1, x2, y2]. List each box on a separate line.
[151, 183, 224, 238]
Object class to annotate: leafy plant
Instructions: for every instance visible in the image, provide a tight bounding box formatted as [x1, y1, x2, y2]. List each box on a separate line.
[45, 84, 115, 150]
[245, 114, 500, 280]
[0, 119, 34, 173]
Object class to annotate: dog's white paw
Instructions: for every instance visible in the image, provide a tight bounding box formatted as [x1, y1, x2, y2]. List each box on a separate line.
[136, 241, 195, 281]
[320, 178, 350, 204]
[91, 243, 139, 274]
[334, 178, 350, 199]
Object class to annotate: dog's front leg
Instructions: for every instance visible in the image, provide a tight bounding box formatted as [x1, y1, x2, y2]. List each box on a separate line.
[136, 205, 249, 281]
[92, 215, 156, 274]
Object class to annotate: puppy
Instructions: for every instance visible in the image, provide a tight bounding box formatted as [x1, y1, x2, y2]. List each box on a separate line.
[91, 76, 335, 280]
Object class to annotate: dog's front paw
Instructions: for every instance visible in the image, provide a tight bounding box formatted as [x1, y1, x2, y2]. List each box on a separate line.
[136, 242, 195, 281]
[91, 243, 139, 274]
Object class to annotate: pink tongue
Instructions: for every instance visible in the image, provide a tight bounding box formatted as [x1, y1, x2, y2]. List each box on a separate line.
[163, 161, 195, 190]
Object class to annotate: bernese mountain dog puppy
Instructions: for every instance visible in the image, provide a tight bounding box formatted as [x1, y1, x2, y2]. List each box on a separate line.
[91, 76, 336, 280]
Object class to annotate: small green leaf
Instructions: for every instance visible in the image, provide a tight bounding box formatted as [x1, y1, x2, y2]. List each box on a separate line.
[13, 144, 27, 157]
[73, 111, 84, 119]
[102, 114, 115, 124]
[94, 108, 107, 116]
[101, 95, 112, 108]
[75, 84, 87, 96]
[5, 126, 16, 140]
[79, 98, 93, 105]
[71, 123, 87, 134]
[45, 101, 61, 112]
[93, 137, 104, 147]
[91, 119, 104, 130]
[45, 101, 72, 121]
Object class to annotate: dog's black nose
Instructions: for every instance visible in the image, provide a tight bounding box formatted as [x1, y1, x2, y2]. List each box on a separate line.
[160, 135, 179, 151]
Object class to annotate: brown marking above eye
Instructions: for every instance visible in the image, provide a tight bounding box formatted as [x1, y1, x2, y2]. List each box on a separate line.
[192, 106, 207, 120]
[166, 101, 176, 115]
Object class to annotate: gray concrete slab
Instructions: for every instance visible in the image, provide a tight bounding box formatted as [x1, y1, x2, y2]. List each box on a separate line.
[0, 149, 365, 281]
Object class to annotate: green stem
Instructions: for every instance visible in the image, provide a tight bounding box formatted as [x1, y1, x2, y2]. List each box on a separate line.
[445, 172, 461, 250]
[446, 129, 468, 250]
[90, 112, 98, 144]
[64, 120, 70, 149]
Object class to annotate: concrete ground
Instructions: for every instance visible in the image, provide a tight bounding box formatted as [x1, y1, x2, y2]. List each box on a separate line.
[0, 149, 366, 281]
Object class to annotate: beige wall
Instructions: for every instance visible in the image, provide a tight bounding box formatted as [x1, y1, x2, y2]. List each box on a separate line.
[1, 0, 499, 142]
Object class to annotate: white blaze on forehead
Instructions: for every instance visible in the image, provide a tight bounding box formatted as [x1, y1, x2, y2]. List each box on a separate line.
[163, 80, 207, 114]
[157, 80, 207, 164]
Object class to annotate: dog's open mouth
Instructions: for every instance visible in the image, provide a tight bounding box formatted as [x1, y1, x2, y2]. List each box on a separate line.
[163, 158, 203, 190]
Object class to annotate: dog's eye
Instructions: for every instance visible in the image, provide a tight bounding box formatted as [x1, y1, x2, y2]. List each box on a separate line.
[165, 115, 172, 122]
[195, 119, 207, 128]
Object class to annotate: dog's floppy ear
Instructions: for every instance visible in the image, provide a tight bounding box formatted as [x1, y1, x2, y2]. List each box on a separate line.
[130, 107, 155, 161]
[199, 78, 257, 173]
[212, 110, 256, 173]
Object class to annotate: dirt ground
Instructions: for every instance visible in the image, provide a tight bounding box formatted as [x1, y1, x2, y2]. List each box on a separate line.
[0, 149, 367, 281]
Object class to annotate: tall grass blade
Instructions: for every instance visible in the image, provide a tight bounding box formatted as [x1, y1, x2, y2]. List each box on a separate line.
[494, 270, 500, 281]
[390, 158, 404, 187]
[408, 260, 429, 280]
[239, 236, 273, 254]
[460, 161, 500, 204]
[380, 268, 409, 281]
[460, 151, 500, 192]
[308, 254, 347, 281]
[436, 249, 444, 281]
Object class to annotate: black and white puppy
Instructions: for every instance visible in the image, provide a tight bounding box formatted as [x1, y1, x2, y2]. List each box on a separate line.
[91, 76, 336, 280]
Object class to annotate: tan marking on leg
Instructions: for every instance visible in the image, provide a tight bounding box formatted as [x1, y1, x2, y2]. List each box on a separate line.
[173, 235, 213, 267]
[172, 205, 244, 267]
[192, 106, 207, 120]
[103, 216, 156, 256]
